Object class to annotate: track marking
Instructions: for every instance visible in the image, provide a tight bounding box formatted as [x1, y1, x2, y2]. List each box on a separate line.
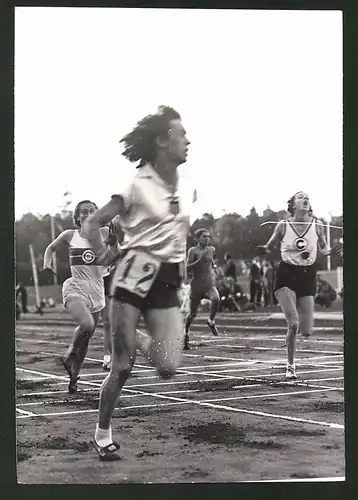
[16, 366, 344, 429]
[17, 387, 339, 408]
[206, 367, 343, 376]
[17, 401, 192, 418]
[17, 382, 263, 397]
[212, 344, 342, 355]
[235, 336, 343, 345]
[16, 367, 101, 387]
[17, 389, 201, 406]
[306, 377, 344, 383]
[271, 337, 343, 345]
[17, 338, 68, 346]
[16, 346, 343, 374]
[16, 336, 344, 367]
[19, 364, 342, 391]
[16, 407, 36, 416]
[196, 387, 341, 403]
[249, 476, 345, 483]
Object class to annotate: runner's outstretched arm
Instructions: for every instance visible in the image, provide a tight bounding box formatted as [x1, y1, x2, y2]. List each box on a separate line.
[83, 197, 124, 261]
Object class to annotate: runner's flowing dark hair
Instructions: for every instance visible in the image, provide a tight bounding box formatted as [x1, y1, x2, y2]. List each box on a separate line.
[120, 106, 181, 168]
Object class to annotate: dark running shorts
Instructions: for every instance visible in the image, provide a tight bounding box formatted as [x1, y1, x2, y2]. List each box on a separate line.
[274, 261, 317, 298]
[112, 262, 181, 312]
[103, 274, 112, 297]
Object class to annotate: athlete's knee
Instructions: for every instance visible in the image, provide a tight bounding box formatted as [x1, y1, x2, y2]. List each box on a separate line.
[187, 310, 197, 320]
[157, 363, 177, 380]
[110, 356, 135, 380]
[156, 351, 180, 379]
[79, 317, 95, 334]
[287, 317, 299, 334]
[211, 293, 220, 305]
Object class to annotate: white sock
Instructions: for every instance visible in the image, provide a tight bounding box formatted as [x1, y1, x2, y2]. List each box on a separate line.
[95, 424, 113, 448]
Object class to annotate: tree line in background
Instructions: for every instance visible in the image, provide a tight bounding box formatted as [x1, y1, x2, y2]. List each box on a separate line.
[15, 206, 343, 286]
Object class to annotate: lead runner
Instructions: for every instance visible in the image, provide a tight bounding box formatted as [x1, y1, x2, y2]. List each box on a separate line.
[83, 106, 195, 461]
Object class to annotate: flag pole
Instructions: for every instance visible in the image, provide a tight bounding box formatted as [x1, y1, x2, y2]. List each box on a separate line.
[327, 214, 331, 271]
[50, 215, 58, 285]
[29, 244, 41, 310]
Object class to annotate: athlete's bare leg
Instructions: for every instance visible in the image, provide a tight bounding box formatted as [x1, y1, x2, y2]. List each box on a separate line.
[206, 287, 220, 335]
[297, 295, 315, 338]
[101, 299, 112, 368]
[63, 298, 100, 391]
[275, 287, 299, 378]
[97, 300, 140, 431]
[184, 293, 202, 349]
[143, 307, 183, 378]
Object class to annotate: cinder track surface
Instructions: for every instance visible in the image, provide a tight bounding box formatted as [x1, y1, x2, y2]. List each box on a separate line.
[16, 308, 344, 483]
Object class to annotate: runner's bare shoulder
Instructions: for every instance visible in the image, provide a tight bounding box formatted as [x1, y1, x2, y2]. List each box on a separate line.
[276, 220, 287, 235]
[60, 229, 75, 243]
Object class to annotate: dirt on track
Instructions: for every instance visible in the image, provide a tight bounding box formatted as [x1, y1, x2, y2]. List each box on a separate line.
[16, 312, 345, 484]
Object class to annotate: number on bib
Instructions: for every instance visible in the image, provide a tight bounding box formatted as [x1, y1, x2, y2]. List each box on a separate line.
[169, 197, 180, 215]
[112, 250, 161, 298]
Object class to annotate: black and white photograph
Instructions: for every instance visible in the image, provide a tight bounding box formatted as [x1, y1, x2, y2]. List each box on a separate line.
[14, 7, 344, 483]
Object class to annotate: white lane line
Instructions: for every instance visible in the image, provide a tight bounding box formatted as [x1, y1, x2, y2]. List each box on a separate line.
[16, 367, 101, 387]
[17, 401, 192, 418]
[17, 387, 339, 409]
[16, 407, 36, 416]
[16, 345, 344, 376]
[196, 387, 341, 403]
[17, 389, 201, 406]
[236, 336, 343, 345]
[21, 366, 342, 392]
[206, 367, 343, 376]
[16, 377, 50, 382]
[248, 476, 345, 483]
[17, 381, 263, 397]
[212, 344, 342, 355]
[17, 338, 68, 346]
[16, 366, 344, 429]
[75, 359, 343, 377]
[135, 354, 343, 369]
[16, 334, 344, 367]
[121, 387, 345, 429]
[307, 377, 344, 383]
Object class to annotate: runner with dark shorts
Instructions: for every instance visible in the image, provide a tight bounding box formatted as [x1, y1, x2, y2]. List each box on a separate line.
[84, 106, 194, 461]
[183, 228, 220, 350]
[258, 191, 342, 379]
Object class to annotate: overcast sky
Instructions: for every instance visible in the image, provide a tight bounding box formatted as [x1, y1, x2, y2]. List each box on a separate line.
[14, 8, 342, 222]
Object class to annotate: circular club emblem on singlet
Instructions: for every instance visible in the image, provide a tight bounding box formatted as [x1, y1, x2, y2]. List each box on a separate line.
[294, 237, 308, 252]
[82, 249, 96, 264]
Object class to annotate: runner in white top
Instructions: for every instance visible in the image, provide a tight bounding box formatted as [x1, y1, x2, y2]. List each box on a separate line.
[83, 106, 194, 461]
[258, 191, 342, 379]
[43, 200, 120, 393]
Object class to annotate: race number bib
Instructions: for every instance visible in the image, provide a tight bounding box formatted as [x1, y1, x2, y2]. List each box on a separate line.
[111, 249, 161, 298]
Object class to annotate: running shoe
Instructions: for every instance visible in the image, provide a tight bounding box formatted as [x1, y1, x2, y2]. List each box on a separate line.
[285, 364, 297, 380]
[93, 439, 121, 461]
[102, 356, 111, 371]
[207, 319, 219, 336]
